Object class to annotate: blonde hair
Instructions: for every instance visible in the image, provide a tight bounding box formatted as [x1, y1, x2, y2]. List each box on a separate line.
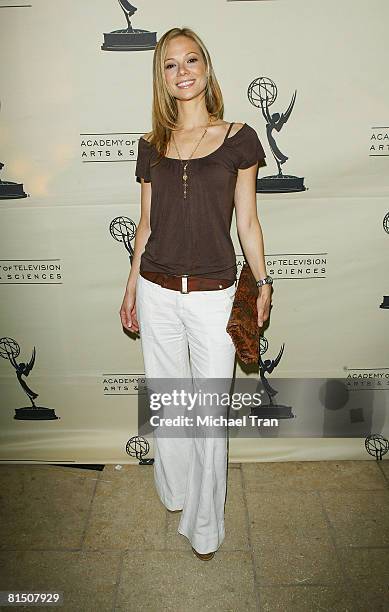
[146, 27, 224, 164]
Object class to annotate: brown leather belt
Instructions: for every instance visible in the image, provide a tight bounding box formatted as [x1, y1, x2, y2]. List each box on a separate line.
[140, 270, 235, 293]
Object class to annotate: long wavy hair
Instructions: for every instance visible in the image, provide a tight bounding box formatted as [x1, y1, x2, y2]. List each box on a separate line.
[147, 27, 224, 166]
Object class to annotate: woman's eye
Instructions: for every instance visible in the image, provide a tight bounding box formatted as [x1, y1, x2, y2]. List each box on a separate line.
[165, 58, 198, 70]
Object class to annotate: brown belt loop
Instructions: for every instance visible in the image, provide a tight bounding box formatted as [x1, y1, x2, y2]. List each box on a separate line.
[140, 271, 235, 293]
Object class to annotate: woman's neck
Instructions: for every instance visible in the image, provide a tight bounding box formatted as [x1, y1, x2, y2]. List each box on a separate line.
[177, 100, 210, 132]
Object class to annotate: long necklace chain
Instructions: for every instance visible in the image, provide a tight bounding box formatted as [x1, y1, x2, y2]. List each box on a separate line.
[171, 117, 213, 200]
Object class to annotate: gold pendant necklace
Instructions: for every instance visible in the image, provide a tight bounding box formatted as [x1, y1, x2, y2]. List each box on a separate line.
[171, 117, 212, 200]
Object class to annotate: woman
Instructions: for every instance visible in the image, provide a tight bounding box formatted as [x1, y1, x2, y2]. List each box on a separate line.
[120, 27, 272, 561]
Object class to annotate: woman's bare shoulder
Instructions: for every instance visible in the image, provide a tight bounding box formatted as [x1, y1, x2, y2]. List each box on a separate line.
[228, 122, 245, 138]
[142, 131, 153, 142]
[212, 121, 245, 139]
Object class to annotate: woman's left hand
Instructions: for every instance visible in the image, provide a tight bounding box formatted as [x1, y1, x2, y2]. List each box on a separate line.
[256, 284, 273, 327]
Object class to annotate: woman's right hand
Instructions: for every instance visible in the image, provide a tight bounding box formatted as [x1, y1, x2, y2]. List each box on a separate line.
[120, 289, 139, 334]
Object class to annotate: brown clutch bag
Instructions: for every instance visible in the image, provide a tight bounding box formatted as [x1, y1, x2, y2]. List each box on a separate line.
[226, 262, 261, 364]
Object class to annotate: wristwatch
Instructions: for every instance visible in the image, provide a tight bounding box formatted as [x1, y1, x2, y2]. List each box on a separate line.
[256, 275, 273, 288]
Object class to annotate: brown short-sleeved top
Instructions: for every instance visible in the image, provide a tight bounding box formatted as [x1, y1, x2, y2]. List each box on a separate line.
[135, 122, 266, 282]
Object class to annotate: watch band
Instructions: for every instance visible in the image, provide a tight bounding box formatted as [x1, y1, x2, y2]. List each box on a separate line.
[256, 275, 273, 288]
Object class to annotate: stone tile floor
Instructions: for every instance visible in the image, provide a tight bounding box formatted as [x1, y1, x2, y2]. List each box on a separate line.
[0, 460, 388, 611]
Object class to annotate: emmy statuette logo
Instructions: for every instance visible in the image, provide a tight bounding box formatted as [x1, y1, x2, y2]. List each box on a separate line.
[247, 76, 306, 194]
[250, 341, 294, 420]
[0, 101, 28, 199]
[365, 434, 389, 461]
[126, 435, 154, 465]
[0, 337, 59, 421]
[110, 216, 137, 264]
[0, 161, 28, 200]
[101, 1, 157, 51]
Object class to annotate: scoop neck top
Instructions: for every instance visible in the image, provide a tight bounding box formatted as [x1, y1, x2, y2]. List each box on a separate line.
[135, 121, 266, 282]
[140, 122, 248, 162]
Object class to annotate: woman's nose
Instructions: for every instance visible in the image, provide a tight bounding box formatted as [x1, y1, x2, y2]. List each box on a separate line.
[178, 64, 189, 75]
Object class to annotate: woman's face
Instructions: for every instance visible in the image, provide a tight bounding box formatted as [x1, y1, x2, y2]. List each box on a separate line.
[163, 35, 207, 101]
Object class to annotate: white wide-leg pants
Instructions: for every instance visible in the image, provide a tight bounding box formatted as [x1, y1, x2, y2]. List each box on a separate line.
[135, 273, 236, 554]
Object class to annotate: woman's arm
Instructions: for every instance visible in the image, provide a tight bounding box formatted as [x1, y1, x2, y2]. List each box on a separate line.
[125, 178, 152, 294]
[234, 163, 272, 326]
[119, 176, 151, 333]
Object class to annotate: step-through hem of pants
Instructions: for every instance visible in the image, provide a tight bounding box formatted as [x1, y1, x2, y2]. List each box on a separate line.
[177, 525, 225, 555]
[155, 487, 185, 512]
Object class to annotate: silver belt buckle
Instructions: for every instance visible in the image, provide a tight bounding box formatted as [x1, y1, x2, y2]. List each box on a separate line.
[180, 274, 189, 294]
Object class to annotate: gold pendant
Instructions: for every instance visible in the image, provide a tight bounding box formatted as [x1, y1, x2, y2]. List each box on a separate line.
[183, 162, 188, 199]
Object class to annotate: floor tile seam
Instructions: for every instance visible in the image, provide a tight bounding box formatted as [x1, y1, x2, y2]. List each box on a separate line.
[316, 490, 353, 587]
[79, 477, 100, 550]
[240, 467, 261, 612]
[0, 547, 254, 553]
[5, 543, 389, 553]
[336, 544, 389, 550]
[256, 581, 358, 588]
[111, 549, 126, 612]
[243, 486, 389, 493]
[377, 463, 389, 488]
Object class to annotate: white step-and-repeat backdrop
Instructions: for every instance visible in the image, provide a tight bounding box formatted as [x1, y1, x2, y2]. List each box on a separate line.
[1, 0, 388, 463]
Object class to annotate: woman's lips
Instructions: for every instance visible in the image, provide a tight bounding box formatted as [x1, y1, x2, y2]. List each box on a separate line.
[176, 80, 195, 89]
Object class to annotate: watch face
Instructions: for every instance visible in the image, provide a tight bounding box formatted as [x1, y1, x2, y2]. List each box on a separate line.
[257, 277, 272, 286]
